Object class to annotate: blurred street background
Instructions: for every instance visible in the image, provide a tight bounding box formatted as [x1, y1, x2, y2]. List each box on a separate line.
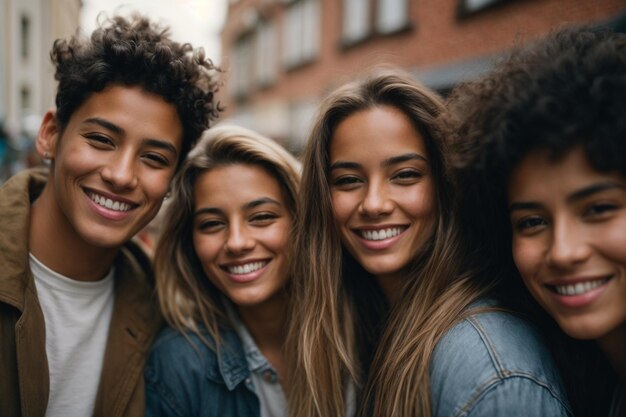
[1, 0, 625, 184]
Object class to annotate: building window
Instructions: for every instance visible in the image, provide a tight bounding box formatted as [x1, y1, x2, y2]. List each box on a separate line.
[342, 0, 370, 43]
[458, 0, 511, 16]
[376, 0, 409, 34]
[255, 21, 277, 86]
[283, 0, 320, 69]
[232, 34, 253, 100]
[21, 15, 30, 59]
[341, 0, 410, 46]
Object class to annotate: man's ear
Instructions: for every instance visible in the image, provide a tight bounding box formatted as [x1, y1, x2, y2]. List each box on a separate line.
[35, 110, 59, 160]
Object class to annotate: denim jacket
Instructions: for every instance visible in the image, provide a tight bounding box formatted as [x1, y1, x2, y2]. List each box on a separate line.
[430, 300, 573, 417]
[145, 326, 259, 417]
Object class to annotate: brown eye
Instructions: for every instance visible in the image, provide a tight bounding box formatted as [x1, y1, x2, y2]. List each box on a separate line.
[514, 216, 547, 234]
[332, 176, 361, 187]
[584, 203, 617, 218]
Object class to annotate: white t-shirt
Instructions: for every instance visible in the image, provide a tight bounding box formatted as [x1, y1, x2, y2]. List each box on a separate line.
[30, 253, 114, 417]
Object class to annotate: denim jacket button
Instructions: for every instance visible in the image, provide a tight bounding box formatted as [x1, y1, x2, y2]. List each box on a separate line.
[262, 370, 277, 383]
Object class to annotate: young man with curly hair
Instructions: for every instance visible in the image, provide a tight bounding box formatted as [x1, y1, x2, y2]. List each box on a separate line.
[0, 15, 220, 417]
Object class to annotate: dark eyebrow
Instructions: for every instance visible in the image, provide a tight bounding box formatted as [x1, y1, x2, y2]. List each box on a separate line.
[194, 198, 281, 218]
[382, 153, 428, 168]
[509, 202, 542, 213]
[329, 161, 360, 172]
[567, 181, 623, 203]
[329, 153, 427, 172]
[194, 207, 223, 217]
[84, 117, 178, 156]
[84, 117, 123, 134]
[243, 197, 281, 210]
[509, 181, 624, 213]
[143, 138, 178, 156]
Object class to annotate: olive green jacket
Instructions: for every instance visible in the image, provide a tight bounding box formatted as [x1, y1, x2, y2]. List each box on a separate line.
[0, 169, 162, 417]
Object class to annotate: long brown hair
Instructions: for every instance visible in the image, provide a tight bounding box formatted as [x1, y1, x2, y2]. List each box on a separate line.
[287, 68, 492, 417]
[154, 125, 301, 348]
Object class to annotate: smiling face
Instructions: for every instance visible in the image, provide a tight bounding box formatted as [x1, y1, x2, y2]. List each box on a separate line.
[192, 163, 292, 309]
[508, 146, 626, 343]
[39, 85, 182, 249]
[329, 105, 436, 293]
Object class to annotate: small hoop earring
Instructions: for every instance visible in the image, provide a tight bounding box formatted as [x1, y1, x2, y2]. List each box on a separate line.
[43, 152, 50, 160]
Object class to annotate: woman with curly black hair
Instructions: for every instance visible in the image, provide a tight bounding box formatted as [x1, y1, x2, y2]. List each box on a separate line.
[0, 14, 219, 416]
[448, 28, 626, 416]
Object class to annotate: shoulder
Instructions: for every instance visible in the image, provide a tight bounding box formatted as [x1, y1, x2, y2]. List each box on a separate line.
[146, 325, 248, 385]
[147, 326, 219, 377]
[145, 326, 256, 417]
[430, 301, 572, 417]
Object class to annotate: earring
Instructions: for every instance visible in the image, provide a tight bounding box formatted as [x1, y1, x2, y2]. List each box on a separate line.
[43, 152, 50, 160]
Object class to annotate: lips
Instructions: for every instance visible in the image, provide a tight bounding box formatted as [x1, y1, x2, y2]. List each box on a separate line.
[224, 260, 269, 275]
[548, 277, 611, 296]
[219, 259, 272, 284]
[85, 189, 138, 212]
[355, 226, 408, 241]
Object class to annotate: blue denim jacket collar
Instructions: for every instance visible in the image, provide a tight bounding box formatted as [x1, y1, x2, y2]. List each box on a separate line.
[224, 300, 275, 374]
[207, 325, 250, 391]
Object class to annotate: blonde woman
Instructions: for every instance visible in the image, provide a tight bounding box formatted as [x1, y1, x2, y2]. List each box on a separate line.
[145, 125, 300, 417]
[287, 69, 571, 417]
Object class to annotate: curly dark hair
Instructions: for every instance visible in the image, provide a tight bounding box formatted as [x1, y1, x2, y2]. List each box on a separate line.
[51, 14, 221, 167]
[446, 27, 626, 417]
[449, 26, 626, 184]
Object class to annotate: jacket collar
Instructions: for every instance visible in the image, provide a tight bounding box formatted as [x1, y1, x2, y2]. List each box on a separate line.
[0, 168, 53, 416]
[93, 240, 162, 416]
[0, 168, 48, 310]
[210, 325, 250, 390]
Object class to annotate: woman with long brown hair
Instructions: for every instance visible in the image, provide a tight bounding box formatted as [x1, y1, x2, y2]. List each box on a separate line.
[287, 68, 571, 417]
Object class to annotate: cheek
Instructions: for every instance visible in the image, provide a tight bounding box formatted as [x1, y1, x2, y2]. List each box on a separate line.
[192, 233, 222, 266]
[400, 184, 436, 221]
[141, 169, 176, 202]
[597, 220, 626, 265]
[330, 191, 355, 224]
[264, 223, 292, 254]
[512, 240, 540, 283]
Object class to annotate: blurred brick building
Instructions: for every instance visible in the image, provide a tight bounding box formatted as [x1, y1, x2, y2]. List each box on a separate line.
[0, 0, 81, 181]
[219, 0, 626, 152]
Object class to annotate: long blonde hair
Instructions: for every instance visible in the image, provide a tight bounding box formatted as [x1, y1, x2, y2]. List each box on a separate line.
[287, 69, 492, 417]
[154, 125, 301, 348]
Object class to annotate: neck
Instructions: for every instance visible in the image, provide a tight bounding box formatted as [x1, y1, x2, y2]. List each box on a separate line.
[237, 290, 288, 382]
[29, 185, 118, 281]
[597, 322, 626, 382]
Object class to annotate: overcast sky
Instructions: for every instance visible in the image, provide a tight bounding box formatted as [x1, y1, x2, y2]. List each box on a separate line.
[80, 0, 228, 63]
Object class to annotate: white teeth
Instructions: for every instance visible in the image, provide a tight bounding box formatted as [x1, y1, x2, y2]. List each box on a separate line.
[227, 261, 267, 275]
[360, 227, 404, 241]
[88, 192, 132, 212]
[554, 279, 608, 296]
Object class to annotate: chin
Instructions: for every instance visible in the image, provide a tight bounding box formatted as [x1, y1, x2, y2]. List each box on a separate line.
[557, 317, 609, 341]
[80, 230, 134, 249]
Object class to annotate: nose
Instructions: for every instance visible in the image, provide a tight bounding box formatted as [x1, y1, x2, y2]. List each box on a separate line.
[101, 151, 138, 190]
[546, 217, 591, 269]
[224, 222, 255, 256]
[358, 180, 393, 218]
